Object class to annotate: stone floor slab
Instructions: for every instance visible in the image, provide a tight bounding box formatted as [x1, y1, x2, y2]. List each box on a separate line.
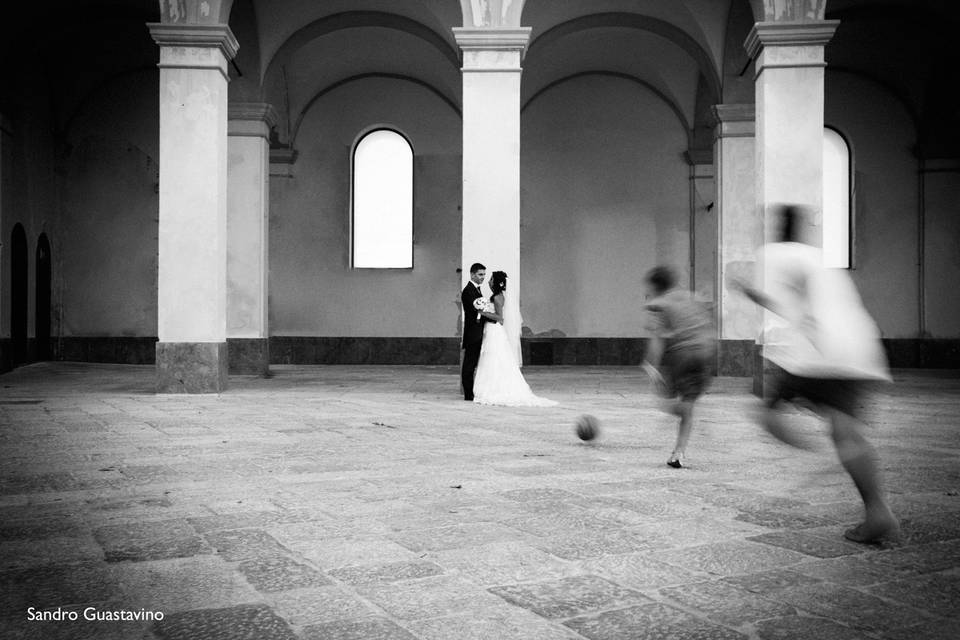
[235, 554, 331, 592]
[747, 530, 866, 558]
[721, 568, 824, 594]
[292, 535, 417, 569]
[577, 552, 706, 590]
[403, 608, 584, 640]
[202, 529, 287, 562]
[562, 603, 747, 640]
[388, 522, 525, 553]
[754, 615, 873, 640]
[264, 586, 379, 627]
[94, 519, 211, 563]
[109, 555, 260, 613]
[768, 583, 932, 633]
[659, 579, 796, 625]
[358, 575, 506, 620]
[488, 574, 650, 619]
[864, 571, 960, 618]
[650, 540, 808, 576]
[0, 563, 120, 616]
[153, 604, 296, 640]
[328, 560, 445, 586]
[300, 617, 417, 640]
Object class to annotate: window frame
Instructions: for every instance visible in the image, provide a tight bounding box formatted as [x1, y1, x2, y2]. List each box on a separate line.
[349, 127, 415, 270]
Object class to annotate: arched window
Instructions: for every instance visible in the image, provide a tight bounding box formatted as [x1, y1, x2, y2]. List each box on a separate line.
[823, 127, 851, 268]
[351, 129, 414, 268]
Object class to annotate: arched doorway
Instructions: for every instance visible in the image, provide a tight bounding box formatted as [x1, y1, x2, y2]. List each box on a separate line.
[36, 233, 51, 360]
[10, 224, 28, 367]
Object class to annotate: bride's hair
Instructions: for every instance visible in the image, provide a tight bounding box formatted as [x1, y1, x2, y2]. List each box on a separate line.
[490, 271, 508, 296]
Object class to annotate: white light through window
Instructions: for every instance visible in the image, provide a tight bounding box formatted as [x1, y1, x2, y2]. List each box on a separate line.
[823, 127, 851, 268]
[352, 129, 413, 268]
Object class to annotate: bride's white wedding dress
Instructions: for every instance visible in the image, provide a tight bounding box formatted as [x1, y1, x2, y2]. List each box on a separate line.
[473, 298, 557, 407]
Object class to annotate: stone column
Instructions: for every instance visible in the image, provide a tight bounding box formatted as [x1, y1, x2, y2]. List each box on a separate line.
[148, 23, 238, 393]
[711, 104, 759, 376]
[746, 21, 838, 243]
[227, 103, 276, 375]
[453, 27, 531, 361]
[745, 21, 837, 391]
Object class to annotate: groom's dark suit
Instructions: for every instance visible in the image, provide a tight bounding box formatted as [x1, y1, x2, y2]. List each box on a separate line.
[461, 281, 487, 400]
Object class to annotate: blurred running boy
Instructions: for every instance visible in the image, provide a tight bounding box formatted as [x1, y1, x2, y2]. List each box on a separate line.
[643, 266, 717, 468]
[730, 204, 900, 544]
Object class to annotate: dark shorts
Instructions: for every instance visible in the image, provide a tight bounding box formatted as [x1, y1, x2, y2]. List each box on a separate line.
[660, 345, 713, 402]
[765, 364, 865, 418]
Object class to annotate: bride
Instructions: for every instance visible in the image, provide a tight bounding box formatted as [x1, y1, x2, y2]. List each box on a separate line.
[473, 271, 557, 407]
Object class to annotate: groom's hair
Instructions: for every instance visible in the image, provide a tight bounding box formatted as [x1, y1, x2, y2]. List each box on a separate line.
[470, 262, 486, 274]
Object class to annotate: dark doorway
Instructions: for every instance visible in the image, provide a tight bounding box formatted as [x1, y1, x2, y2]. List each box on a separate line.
[10, 224, 28, 366]
[36, 233, 51, 360]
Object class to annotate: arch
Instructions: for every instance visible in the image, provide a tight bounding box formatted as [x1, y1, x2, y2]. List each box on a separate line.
[10, 224, 28, 367]
[826, 67, 919, 133]
[526, 13, 721, 105]
[522, 71, 693, 148]
[291, 73, 461, 146]
[60, 66, 158, 140]
[351, 129, 415, 269]
[35, 233, 52, 360]
[263, 11, 460, 85]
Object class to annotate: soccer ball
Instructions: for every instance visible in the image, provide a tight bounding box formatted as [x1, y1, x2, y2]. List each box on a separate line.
[575, 414, 599, 441]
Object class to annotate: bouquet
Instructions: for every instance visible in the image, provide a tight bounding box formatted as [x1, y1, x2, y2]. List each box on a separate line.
[473, 297, 494, 321]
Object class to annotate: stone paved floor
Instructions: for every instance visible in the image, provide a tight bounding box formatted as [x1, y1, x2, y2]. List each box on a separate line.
[1, 362, 959, 640]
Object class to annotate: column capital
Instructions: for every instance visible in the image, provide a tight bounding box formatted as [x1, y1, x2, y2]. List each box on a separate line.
[684, 149, 713, 167]
[745, 21, 839, 76]
[228, 102, 278, 139]
[711, 103, 755, 123]
[745, 21, 839, 59]
[453, 27, 531, 51]
[453, 27, 532, 70]
[710, 104, 755, 140]
[148, 22, 239, 60]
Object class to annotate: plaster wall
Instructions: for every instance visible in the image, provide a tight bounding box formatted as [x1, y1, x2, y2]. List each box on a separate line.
[691, 166, 716, 304]
[269, 77, 462, 337]
[520, 75, 690, 337]
[60, 72, 159, 337]
[1, 72, 60, 341]
[922, 164, 960, 337]
[825, 73, 919, 338]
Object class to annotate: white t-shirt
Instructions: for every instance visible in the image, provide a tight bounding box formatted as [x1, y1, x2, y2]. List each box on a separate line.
[758, 242, 891, 381]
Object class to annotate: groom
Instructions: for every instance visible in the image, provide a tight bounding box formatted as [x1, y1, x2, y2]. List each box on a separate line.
[461, 262, 488, 401]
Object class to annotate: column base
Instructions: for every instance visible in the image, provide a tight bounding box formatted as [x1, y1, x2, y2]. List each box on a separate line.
[752, 344, 779, 398]
[227, 338, 270, 375]
[156, 342, 228, 393]
[718, 340, 756, 377]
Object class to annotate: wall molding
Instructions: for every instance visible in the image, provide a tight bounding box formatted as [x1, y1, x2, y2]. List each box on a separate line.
[3, 337, 958, 374]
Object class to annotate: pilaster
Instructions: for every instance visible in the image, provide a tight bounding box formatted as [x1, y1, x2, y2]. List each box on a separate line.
[711, 104, 759, 376]
[227, 102, 276, 375]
